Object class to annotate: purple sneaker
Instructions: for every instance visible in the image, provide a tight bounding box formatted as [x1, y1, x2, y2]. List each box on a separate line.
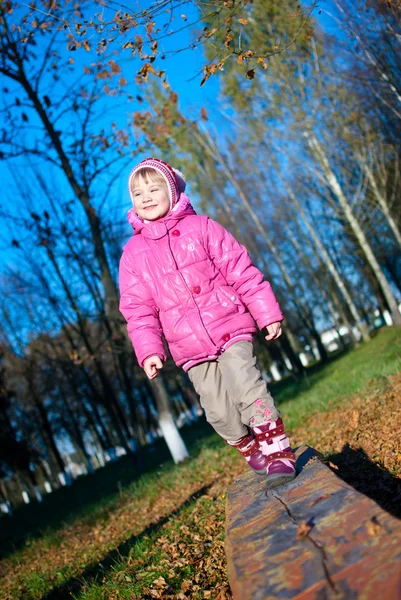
[227, 434, 267, 475]
[252, 419, 296, 488]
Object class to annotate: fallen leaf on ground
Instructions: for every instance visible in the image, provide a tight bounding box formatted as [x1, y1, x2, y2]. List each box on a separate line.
[214, 584, 232, 599]
[309, 493, 333, 507]
[366, 516, 384, 537]
[296, 520, 314, 539]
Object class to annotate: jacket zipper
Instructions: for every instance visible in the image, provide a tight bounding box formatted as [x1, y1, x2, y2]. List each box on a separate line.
[166, 232, 218, 353]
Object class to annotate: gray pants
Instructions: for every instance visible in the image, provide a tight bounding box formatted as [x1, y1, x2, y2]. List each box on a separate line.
[187, 341, 280, 442]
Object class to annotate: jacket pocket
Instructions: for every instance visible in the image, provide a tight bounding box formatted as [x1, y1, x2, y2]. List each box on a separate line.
[217, 286, 246, 314]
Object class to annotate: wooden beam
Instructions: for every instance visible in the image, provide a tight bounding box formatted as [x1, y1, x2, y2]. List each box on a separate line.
[225, 445, 401, 599]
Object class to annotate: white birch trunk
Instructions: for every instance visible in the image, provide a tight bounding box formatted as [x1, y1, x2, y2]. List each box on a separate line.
[305, 131, 401, 326]
[270, 363, 282, 381]
[33, 486, 43, 502]
[284, 184, 371, 341]
[311, 344, 321, 361]
[58, 471, 73, 486]
[284, 357, 293, 371]
[158, 416, 190, 463]
[358, 157, 401, 249]
[299, 353, 310, 367]
[151, 377, 189, 464]
[0, 501, 12, 515]
[285, 225, 348, 332]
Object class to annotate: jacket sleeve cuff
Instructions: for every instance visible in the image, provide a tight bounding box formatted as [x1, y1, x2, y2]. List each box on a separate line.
[140, 353, 166, 368]
[257, 313, 284, 331]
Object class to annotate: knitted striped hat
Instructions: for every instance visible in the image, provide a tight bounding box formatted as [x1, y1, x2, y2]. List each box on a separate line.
[128, 157, 186, 210]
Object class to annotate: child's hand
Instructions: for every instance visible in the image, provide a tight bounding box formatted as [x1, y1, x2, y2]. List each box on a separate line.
[264, 321, 283, 341]
[143, 355, 163, 379]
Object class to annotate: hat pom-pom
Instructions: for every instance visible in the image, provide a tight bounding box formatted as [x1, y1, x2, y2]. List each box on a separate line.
[173, 168, 186, 193]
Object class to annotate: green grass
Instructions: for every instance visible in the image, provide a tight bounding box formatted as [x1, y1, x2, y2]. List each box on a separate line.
[1, 326, 401, 600]
[0, 419, 216, 561]
[271, 326, 401, 429]
[70, 477, 229, 600]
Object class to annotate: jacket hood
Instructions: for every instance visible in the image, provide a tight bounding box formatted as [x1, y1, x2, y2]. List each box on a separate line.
[127, 193, 196, 235]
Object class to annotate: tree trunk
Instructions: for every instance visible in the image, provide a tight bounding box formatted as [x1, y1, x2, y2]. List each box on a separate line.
[62, 399, 95, 473]
[359, 156, 401, 249]
[279, 332, 305, 375]
[31, 391, 66, 476]
[285, 224, 350, 336]
[328, 289, 355, 347]
[283, 182, 371, 341]
[305, 131, 401, 325]
[149, 376, 189, 464]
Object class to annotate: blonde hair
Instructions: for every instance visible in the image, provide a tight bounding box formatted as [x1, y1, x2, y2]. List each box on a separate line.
[130, 167, 166, 193]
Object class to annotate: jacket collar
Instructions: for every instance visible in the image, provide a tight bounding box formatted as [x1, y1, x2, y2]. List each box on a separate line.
[127, 193, 196, 239]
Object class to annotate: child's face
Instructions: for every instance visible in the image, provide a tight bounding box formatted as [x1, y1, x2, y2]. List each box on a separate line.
[132, 174, 170, 221]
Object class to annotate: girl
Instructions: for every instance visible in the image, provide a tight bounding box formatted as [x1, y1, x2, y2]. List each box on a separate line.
[119, 157, 296, 488]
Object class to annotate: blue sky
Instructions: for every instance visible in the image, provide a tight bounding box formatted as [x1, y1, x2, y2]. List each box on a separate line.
[0, 1, 220, 251]
[0, 1, 343, 268]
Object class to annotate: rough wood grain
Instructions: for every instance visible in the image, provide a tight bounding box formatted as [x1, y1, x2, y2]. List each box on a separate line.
[225, 445, 401, 600]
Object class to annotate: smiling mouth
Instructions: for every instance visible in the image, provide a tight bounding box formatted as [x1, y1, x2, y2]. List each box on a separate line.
[143, 205, 157, 210]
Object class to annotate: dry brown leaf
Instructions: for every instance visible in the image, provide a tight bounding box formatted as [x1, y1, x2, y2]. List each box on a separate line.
[214, 584, 232, 599]
[296, 520, 314, 539]
[349, 410, 360, 430]
[366, 516, 384, 537]
[181, 579, 192, 592]
[309, 494, 332, 507]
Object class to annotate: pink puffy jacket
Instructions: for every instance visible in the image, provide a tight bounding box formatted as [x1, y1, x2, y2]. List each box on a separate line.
[119, 194, 283, 371]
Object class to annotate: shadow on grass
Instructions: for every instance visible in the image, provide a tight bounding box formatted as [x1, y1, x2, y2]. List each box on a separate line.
[41, 482, 215, 600]
[327, 444, 401, 520]
[0, 419, 219, 561]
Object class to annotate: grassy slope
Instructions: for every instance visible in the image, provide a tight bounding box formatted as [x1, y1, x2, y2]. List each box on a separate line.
[1, 327, 400, 600]
[273, 326, 401, 428]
